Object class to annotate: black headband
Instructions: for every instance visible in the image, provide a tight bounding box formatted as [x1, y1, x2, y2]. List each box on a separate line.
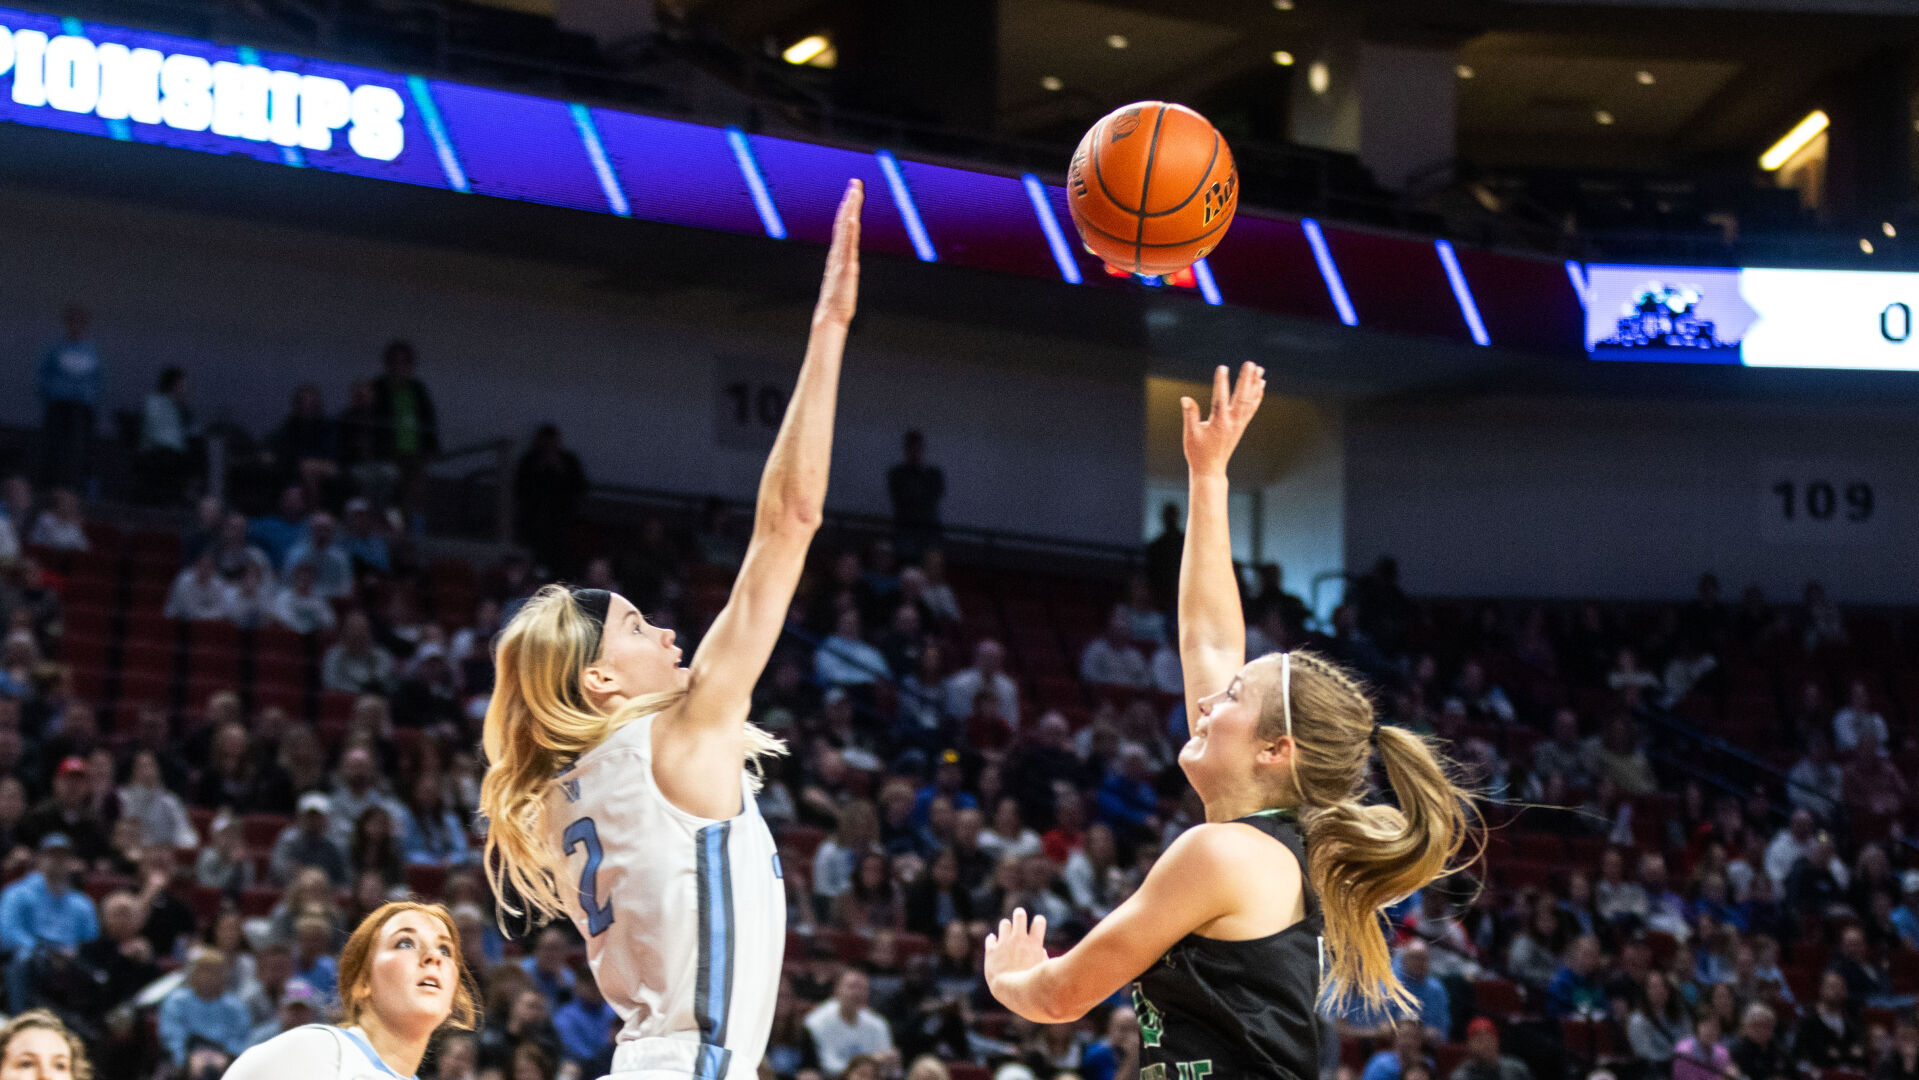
[570, 588, 612, 659]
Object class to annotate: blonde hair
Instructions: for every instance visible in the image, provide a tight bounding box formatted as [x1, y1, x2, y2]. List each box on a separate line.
[1256, 649, 1478, 1014]
[337, 901, 479, 1031]
[0, 1009, 93, 1080]
[480, 585, 783, 924]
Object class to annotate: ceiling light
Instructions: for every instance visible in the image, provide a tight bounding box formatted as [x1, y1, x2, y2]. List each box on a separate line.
[1455, 64, 1475, 79]
[1273, 0, 1295, 9]
[781, 34, 829, 66]
[1884, 222, 1897, 238]
[1760, 109, 1829, 171]
[1861, 238, 1875, 254]
[1273, 50, 1295, 66]
[1635, 70, 1655, 85]
[1106, 33, 1128, 49]
[1595, 110, 1615, 125]
[1040, 75, 1063, 92]
[1308, 60, 1330, 95]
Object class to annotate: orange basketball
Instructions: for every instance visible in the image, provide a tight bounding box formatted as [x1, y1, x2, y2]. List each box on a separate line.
[1067, 101, 1238, 277]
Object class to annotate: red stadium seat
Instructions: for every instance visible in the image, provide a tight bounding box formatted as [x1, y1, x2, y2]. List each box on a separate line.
[242, 813, 290, 851]
[405, 863, 448, 899]
[1472, 978, 1526, 1019]
[1436, 1043, 1469, 1078]
[239, 887, 283, 917]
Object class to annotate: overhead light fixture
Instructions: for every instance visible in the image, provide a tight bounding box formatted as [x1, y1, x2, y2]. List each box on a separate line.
[1635, 70, 1655, 85]
[1760, 109, 1829, 171]
[1308, 60, 1330, 95]
[1884, 222, 1897, 238]
[1455, 64, 1475, 79]
[1273, 50, 1295, 66]
[1595, 110, 1615, 125]
[1861, 238, 1875, 254]
[1106, 33, 1129, 49]
[1273, 0, 1295, 9]
[1040, 75, 1063, 92]
[781, 34, 830, 66]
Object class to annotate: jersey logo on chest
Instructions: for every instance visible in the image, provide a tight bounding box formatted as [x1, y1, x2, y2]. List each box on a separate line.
[560, 779, 582, 804]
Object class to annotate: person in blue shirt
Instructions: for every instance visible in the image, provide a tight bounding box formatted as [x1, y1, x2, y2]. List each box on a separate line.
[815, 610, 892, 688]
[519, 927, 578, 1010]
[1892, 871, 1919, 950]
[552, 964, 618, 1065]
[1079, 1006, 1140, 1080]
[248, 485, 312, 569]
[36, 305, 100, 490]
[1394, 940, 1453, 1041]
[1094, 745, 1159, 836]
[1362, 1020, 1436, 1080]
[0, 833, 99, 1012]
[1545, 935, 1608, 1019]
[158, 947, 253, 1068]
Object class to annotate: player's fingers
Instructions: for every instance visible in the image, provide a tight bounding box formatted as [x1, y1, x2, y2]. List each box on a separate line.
[1030, 914, 1048, 941]
[1011, 908, 1028, 936]
[1179, 397, 1199, 428]
[998, 917, 1011, 940]
[1211, 364, 1230, 413]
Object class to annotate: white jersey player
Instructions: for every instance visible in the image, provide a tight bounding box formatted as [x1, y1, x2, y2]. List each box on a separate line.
[480, 179, 864, 1080]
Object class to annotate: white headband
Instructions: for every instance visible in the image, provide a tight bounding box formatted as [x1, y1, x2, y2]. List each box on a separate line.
[1280, 651, 1293, 740]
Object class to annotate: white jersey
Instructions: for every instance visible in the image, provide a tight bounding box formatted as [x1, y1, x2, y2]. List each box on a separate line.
[223, 1025, 413, 1080]
[545, 712, 785, 1080]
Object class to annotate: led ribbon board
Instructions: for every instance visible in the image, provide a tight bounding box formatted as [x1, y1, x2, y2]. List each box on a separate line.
[1584, 263, 1919, 372]
[0, 3, 1584, 351]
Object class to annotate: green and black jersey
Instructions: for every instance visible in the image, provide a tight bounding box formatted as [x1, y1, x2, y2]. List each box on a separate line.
[1132, 811, 1322, 1080]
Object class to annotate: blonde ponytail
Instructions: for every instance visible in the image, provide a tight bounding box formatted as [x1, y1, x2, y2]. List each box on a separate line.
[1261, 650, 1479, 1014]
[479, 585, 783, 927]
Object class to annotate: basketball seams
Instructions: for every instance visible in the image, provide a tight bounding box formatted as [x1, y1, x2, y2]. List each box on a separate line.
[1142, 129, 1222, 219]
[1074, 208, 1233, 250]
[1131, 106, 1170, 272]
[1088, 113, 1139, 218]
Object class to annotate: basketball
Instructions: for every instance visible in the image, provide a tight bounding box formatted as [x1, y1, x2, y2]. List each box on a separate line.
[1067, 101, 1239, 277]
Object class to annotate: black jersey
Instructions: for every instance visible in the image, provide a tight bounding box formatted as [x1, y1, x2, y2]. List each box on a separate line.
[1133, 810, 1322, 1080]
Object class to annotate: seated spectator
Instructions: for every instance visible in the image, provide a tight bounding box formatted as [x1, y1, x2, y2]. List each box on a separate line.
[1830, 925, 1913, 1009]
[553, 964, 616, 1066]
[1361, 1021, 1434, 1080]
[964, 686, 1016, 757]
[1833, 679, 1890, 755]
[188, 720, 256, 811]
[905, 847, 976, 938]
[1505, 904, 1565, 990]
[269, 561, 336, 635]
[392, 644, 463, 733]
[330, 745, 406, 846]
[477, 986, 564, 1074]
[72, 889, 159, 1015]
[268, 383, 340, 503]
[1586, 714, 1657, 796]
[211, 511, 273, 583]
[805, 970, 897, 1079]
[0, 833, 98, 1012]
[918, 548, 961, 625]
[1892, 871, 1919, 949]
[1765, 809, 1817, 888]
[27, 488, 88, 552]
[245, 977, 320, 1051]
[1116, 574, 1168, 647]
[944, 638, 1020, 730]
[813, 800, 879, 915]
[815, 610, 891, 689]
[119, 749, 197, 851]
[135, 366, 195, 505]
[1449, 1018, 1531, 1080]
[1637, 853, 1691, 940]
[1843, 727, 1908, 818]
[1080, 609, 1150, 690]
[1673, 1012, 1732, 1080]
[1626, 971, 1686, 1072]
[166, 552, 233, 621]
[1080, 1007, 1140, 1080]
[157, 947, 251, 1069]
[1786, 833, 1847, 917]
[519, 927, 578, 1011]
[834, 851, 905, 933]
[1449, 660, 1516, 726]
[1728, 1003, 1790, 1080]
[0, 497, 17, 562]
[282, 513, 354, 599]
[194, 812, 255, 896]
[323, 611, 397, 694]
[19, 756, 110, 865]
[1878, 1013, 1919, 1080]
[403, 773, 473, 869]
[268, 793, 349, 887]
[978, 797, 1042, 864]
[1786, 732, 1845, 822]
[1394, 941, 1451, 1041]
[225, 561, 273, 629]
[1792, 970, 1870, 1073]
[338, 498, 390, 573]
[1533, 710, 1595, 793]
[346, 806, 403, 890]
[1545, 935, 1606, 1019]
[1094, 745, 1159, 840]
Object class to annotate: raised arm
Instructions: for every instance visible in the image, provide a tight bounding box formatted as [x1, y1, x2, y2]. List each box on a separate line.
[663, 181, 862, 780]
[1177, 362, 1266, 721]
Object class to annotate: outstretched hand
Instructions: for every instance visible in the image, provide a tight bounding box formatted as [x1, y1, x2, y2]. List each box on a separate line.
[984, 907, 1049, 992]
[1180, 361, 1266, 477]
[814, 179, 864, 328]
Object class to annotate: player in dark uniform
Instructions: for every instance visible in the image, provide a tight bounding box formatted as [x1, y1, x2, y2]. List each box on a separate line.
[984, 362, 1478, 1080]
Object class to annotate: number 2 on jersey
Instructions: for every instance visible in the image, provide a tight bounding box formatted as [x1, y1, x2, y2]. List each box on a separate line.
[562, 817, 615, 936]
